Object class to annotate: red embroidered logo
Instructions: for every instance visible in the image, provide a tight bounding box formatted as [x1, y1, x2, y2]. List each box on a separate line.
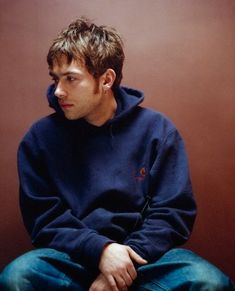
[135, 167, 147, 181]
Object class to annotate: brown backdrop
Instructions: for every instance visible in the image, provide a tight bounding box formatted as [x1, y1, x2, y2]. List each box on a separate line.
[0, 0, 234, 281]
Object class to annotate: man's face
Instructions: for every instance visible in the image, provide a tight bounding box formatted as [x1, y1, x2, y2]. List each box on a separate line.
[49, 56, 105, 122]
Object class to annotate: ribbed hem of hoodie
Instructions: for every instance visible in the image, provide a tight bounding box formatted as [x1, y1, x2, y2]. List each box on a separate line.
[80, 232, 114, 268]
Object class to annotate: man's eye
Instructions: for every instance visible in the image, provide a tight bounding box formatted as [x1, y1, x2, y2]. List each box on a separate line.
[66, 76, 76, 82]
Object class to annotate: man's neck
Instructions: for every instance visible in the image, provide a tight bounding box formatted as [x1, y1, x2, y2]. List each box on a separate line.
[85, 90, 117, 127]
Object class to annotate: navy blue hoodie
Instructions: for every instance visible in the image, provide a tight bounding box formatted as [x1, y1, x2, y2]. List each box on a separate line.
[18, 85, 196, 268]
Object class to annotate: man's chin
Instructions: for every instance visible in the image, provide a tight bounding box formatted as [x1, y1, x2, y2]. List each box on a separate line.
[64, 113, 80, 120]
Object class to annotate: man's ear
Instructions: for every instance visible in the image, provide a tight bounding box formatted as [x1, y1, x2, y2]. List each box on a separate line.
[102, 69, 116, 91]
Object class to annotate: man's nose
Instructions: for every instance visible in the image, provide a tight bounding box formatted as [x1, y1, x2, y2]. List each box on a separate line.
[54, 83, 66, 99]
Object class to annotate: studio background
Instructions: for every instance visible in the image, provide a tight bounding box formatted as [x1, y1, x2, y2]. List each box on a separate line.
[0, 0, 234, 281]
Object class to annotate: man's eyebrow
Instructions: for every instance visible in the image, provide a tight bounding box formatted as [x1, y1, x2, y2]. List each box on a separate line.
[49, 71, 81, 77]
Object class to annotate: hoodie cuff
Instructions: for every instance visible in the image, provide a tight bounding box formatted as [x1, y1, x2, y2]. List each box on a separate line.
[80, 232, 114, 268]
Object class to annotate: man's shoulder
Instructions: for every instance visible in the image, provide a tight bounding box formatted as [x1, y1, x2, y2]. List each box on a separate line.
[138, 106, 167, 119]
[21, 113, 65, 143]
[136, 106, 176, 131]
[29, 113, 63, 131]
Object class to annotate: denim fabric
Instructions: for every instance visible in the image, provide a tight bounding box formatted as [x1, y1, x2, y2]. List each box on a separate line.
[0, 248, 234, 290]
[132, 249, 234, 290]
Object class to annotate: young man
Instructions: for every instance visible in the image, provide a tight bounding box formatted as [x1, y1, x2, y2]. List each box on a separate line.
[0, 18, 233, 291]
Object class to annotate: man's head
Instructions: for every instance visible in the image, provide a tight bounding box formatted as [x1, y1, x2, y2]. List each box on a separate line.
[47, 18, 125, 90]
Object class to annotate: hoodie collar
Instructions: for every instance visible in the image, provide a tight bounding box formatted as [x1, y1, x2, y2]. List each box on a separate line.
[47, 84, 144, 124]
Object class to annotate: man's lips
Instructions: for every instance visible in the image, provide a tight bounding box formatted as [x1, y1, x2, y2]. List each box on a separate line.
[60, 103, 74, 109]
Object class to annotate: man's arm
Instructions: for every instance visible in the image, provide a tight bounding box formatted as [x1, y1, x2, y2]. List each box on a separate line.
[18, 126, 113, 268]
[123, 129, 197, 262]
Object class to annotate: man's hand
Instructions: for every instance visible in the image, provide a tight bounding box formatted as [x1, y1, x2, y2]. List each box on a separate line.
[98, 243, 147, 291]
[89, 273, 113, 291]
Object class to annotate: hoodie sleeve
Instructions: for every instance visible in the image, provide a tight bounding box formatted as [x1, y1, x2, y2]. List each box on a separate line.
[123, 128, 197, 262]
[18, 126, 113, 268]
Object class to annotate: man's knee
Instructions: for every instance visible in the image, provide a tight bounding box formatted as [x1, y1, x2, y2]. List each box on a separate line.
[0, 250, 39, 290]
[0, 248, 65, 290]
[137, 248, 234, 290]
[165, 248, 234, 290]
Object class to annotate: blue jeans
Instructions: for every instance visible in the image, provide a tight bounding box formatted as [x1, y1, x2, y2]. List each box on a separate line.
[0, 248, 233, 290]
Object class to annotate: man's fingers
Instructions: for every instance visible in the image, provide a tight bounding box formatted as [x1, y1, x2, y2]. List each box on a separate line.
[127, 262, 137, 281]
[128, 247, 148, 265]
[116, 275, 128, 291]
[98, 243, 146, 290]
[121, 270, 133, 287]
[105, 269, 133, 291]
[106, 275, 119, 291]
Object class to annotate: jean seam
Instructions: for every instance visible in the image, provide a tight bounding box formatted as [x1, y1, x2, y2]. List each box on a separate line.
[151, 281, 170, 291]
[139, 280, 170, 291]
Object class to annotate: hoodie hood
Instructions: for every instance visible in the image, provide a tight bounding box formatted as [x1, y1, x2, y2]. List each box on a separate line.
[47, 84, 144, 123]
